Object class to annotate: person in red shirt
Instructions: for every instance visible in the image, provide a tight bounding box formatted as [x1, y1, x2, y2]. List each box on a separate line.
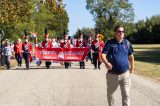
[91, 33, 104, 70]
[42, 36, 52, 48]
[22, 32, 32, 69]
[42, 28, 52, 69]
[60, 34, 71, 69]
[76, 32, 86, 69]
[14, 38, 22, 67]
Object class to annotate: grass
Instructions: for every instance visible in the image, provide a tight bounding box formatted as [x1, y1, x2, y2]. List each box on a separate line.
[133, 44, 160, 81]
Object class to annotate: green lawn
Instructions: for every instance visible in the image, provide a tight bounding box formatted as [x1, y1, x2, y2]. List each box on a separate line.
[133, 44, 160, 81]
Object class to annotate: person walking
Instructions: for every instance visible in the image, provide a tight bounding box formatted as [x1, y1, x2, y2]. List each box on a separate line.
[14, 38, 22, 67]
[2, 41, 13, 69]
[76, 31, 86, 69]
[60, 34, 71, 69]
[86, 36, 93, 64]
[101, 25, 134, 106]
[42, 28, 52, 69]
[91, 32, 104, 70]
[22, 30, 32, 69]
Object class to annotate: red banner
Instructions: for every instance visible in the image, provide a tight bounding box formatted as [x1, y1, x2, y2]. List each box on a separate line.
[34, 47, 90, 61]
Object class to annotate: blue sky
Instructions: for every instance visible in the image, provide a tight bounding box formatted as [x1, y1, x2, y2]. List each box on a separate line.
[64, 0, 160, 36]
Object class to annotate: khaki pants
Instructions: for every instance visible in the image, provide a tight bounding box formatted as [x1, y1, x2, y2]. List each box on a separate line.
[106, 71, 131, 106]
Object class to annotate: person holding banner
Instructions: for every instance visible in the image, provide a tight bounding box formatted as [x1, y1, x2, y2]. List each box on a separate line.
[91, 33, 104, 70]
[42, 28, 52, 69]
[60, 34, 71, 69]
[22, 30, 32, 69]
[76, 31, 86, 69]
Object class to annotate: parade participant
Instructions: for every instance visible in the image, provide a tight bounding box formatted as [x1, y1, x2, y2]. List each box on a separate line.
[14, 38, 22, 67]
[71, 38, 77, 47]
[31, 32, 38, 47]
[76, 31, 86, 69]
[51, 37, 58, 48]
[86, 36, 93, 63]
[68, 36, 73, 48]
[67, 36, 73, 67]
[1, 39, 9, 66]
[22, 30, 32, 69]
[60, 34, 71, 69]
[2, 41, 13, 69]
[42, 28, 52, 69]
[91, 31, 104, 70]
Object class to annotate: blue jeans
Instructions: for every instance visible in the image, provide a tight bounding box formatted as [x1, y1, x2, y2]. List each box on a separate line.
[4, 55, 11, 69]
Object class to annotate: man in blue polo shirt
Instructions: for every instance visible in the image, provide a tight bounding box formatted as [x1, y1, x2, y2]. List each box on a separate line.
[102, 25, 134, 106]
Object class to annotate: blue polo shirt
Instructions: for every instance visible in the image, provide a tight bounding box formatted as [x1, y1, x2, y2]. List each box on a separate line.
[102, 38, 134, 74]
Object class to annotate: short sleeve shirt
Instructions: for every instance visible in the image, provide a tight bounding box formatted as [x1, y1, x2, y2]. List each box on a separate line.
[102, 38, 134, 73]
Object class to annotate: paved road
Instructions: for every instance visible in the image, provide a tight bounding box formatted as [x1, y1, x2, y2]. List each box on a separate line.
[0, 62, 160, 106]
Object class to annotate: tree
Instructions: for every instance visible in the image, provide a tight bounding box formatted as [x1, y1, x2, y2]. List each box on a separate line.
[34, 0, 69, 39]
[86, 0, 135, 38]
[0, 0, 69, 41]
[127, 15, 160, 44]
[0, 0, 35, 39]
[0, 0, 35, 23]
[74, 27, 95, 39]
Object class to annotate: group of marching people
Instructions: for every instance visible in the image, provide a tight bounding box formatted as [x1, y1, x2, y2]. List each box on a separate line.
[0, 31, 32, 70]
[0, 29, 104, 70]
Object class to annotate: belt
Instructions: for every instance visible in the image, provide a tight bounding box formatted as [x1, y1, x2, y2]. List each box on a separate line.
[108, 70, 126, 75]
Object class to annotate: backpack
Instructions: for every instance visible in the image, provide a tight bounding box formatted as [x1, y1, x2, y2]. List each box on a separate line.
[125, 39, 131, 51]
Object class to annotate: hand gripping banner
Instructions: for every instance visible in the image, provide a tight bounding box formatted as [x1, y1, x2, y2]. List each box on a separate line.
[34, 47, 90, 62]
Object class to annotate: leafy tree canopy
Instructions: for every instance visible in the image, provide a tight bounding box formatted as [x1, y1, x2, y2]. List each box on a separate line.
[86, 0, 135, 38]
[0, 0, 69, 41]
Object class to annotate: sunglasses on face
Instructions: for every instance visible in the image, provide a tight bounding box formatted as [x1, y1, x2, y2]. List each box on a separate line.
[116, 31, 125, 33]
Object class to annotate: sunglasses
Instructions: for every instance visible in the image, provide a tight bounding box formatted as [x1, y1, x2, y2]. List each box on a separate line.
[116, 31, 124, 33]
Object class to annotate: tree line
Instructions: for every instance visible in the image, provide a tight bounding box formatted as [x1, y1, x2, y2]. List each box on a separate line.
[126, 15, 160, 44]
[85, 0, 160, 44]
[75, 15, 160, 44]
[0, 0, 69, 41]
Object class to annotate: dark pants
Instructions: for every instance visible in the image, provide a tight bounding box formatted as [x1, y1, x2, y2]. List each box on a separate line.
[45, 61, 51, 69]
[4, 55, 11, 69]
[93, 53, 101, 69]
[79, 61, 85, 69]
[15, 53, 22, 66]
[23, 53, 30, 69]
[64, 62, 69, 69]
